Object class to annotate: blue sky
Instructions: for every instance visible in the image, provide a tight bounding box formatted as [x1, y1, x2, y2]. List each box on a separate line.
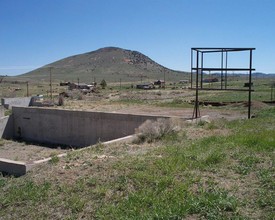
[0, 0, 274, 75]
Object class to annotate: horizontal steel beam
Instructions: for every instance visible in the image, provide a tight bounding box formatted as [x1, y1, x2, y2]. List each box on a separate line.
[189, 88, 255, 92]
[192, 68, 255, 71]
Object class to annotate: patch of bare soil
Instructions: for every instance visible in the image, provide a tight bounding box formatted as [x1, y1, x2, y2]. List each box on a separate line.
[0, 139, 69, 163]
[185, 127, 231, 140]
[57, 100, 247, 120]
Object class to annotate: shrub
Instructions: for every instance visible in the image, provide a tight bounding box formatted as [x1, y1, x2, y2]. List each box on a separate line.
[58, 95, 64, 106]
[70, 90, 84, 100]
[100, 79, 107, 89]
[134, 118, 182, 143]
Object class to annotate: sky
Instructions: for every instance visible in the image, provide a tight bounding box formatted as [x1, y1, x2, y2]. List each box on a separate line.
[0, 0, 275, 76]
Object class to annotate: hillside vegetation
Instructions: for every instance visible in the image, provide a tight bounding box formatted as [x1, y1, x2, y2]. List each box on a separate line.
[0, 107, 274, 219]
[18, 47, 188, 83]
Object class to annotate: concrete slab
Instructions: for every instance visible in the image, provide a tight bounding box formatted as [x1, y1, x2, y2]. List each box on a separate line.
[0, 134, 135, 176]
[0, 158, 31, 176]
[1, 97, 31, 109]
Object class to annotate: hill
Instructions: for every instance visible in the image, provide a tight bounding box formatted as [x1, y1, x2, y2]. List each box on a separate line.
[18, 47, 188, 83]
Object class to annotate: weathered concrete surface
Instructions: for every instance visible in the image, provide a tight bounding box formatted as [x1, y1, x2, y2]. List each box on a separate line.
[12, 107, 169, 147]
[1, 97, 32, 109]
[0, 116, 13, 139]
[0, 158, 31, 176]
[0, 105, 5, 117]
[0, 134, 135, 176]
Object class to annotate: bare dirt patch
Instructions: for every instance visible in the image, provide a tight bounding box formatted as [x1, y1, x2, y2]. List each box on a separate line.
[0, 139, 69, 163]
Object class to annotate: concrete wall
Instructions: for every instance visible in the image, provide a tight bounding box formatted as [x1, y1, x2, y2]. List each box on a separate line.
[1, 97, 32, 109]
[0, 116, 13, 139]
[12, 107, 168, 147]
[0, 106, 5, 117]
[0, 158, 31, 177]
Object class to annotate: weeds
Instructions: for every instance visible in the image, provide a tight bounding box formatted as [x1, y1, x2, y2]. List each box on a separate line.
[49, 155, 59, 164]
[134, 118, 182, 143]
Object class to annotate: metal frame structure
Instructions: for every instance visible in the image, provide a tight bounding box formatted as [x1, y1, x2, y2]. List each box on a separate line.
[191, 48, 255, 119]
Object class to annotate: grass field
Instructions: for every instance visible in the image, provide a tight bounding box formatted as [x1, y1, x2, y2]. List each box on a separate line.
[0, 107, 274, 219]
[0, 74, 274, 219]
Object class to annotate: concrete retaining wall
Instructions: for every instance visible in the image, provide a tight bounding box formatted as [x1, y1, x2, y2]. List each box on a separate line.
[1, 97, 32, 109]
[12, 107, 168, 147]
[0, 158, 31, 176]
[0, 106, 4, 117]
[0, 116, 13, 139]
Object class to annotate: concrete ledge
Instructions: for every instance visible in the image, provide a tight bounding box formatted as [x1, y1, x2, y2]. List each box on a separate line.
[1, 97, 32, 109]
[0, 158, 31, 176]
[0, 134, 135, 176]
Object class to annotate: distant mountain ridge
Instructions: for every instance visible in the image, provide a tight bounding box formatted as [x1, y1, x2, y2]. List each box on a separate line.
[19, 47, 187, 83]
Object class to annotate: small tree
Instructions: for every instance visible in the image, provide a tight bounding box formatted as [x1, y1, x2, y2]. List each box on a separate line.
[100, 79, 107, 89]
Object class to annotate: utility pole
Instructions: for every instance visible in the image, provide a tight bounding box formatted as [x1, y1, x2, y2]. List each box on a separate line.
[50, 67, 53, 100]
[26, 81, 29, 97]
[120, 78, 121, 89]
[163, 71, 166, 89]
[271, 83, 275, 101]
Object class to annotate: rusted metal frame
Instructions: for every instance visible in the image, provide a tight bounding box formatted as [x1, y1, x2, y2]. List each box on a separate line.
[190, 48, 255, 119]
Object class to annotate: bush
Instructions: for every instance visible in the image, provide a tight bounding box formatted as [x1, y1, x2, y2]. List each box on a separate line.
[58, 95, 64, 106]
[134, 118, 182, 143]
[100, 79, 107, 89]
[70, 90, 84, 100]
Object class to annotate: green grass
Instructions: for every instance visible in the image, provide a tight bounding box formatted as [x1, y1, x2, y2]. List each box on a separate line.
[0, 107, 274, 219]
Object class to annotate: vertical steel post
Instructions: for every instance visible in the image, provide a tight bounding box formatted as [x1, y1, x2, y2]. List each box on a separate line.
[221, 49, 224, 89]
[271, 83, 274, 101]
[248, 49, 253, 119]
[200, 52, 203, 88]
[225, 51, 228, 89]
[195, 50, 199, 118]
[191, 49, 193, 88]
[26, 81, 29, 97]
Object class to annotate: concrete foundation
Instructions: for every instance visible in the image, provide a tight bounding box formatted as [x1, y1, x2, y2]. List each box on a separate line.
[0, 105, 5, 117]
[0, 116, 13, 139]
[12, 107, 169, 147]
[0, 158, 32, 176]
[1, 97, 32, 109]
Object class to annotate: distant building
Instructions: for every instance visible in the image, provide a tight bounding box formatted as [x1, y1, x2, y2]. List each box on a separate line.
[68, 83, 90, 90]
[60, 82, 70, 86]
[203, 78, 219, 83]
[136, 83, 155, 90]
[154, 80, 165, 88]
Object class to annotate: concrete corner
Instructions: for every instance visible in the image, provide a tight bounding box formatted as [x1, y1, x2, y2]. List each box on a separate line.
[0, 158, 29, 176]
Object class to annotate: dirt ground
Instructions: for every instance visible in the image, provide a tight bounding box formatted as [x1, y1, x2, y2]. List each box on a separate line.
[58, 89, 250, 120]
[0, 139, 69, 163]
